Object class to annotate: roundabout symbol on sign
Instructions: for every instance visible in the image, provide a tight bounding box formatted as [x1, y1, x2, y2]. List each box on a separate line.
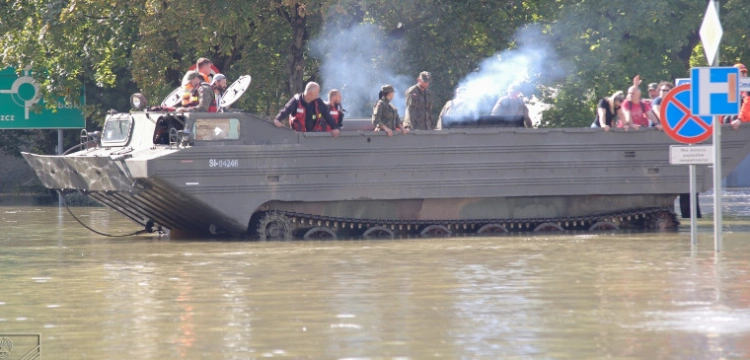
[660, 83, 714, 144]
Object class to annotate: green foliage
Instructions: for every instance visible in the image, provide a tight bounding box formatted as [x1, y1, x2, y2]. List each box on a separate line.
[0, 130, 30, 157]
[2, 0, 750, 151]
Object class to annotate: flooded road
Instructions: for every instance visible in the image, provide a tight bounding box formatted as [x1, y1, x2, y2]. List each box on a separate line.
[1, 192, 750, 359]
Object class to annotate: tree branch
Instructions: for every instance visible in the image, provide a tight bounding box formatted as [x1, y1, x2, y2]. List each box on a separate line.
[278, 7, 292, 26]
[304, 69, 319, 84]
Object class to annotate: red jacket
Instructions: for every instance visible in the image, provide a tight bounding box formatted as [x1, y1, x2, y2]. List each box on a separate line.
[740, 95, 750, 122]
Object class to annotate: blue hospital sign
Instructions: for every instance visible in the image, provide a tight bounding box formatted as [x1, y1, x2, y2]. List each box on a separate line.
[690, 67, 740, 116]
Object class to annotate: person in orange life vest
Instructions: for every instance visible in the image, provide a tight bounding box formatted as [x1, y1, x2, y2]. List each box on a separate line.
[211, 73, 227, 113]
[181, 71, 200, 106]
[273, 82, 341, 138]
[325, 89, 344, 130]
[181, 71, 198, 106]
[732, 63, 749, 130]
[176, 71, 214, 112]
[196, 57, 212, 83]
[181, 58, 212, 105]
[619, 75, 659, 131]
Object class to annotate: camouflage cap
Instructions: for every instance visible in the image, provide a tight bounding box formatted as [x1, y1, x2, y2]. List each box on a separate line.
[419, 71, 431, 82]
[381, 84, 395, 93]
[185, 70, 202, 81]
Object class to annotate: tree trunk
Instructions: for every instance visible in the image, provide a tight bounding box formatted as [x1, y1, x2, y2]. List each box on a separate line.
[280, 3, 307, 96]
[677, 30, 702, 69]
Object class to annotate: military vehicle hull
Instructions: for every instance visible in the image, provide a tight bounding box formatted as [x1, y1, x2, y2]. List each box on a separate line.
[22, 111, 750, 239]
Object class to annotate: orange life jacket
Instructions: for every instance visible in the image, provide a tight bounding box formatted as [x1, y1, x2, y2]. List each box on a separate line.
[290, 94, 325, 132]
[740, 95, 750, 122]
[182, 85, 199, 107]
[200, 72, 210, 83]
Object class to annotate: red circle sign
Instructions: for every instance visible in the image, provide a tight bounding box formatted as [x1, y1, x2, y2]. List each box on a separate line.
[659, 83, 714, 144]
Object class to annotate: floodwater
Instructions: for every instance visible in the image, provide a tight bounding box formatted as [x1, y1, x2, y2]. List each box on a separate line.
[1, 192, 750, 359]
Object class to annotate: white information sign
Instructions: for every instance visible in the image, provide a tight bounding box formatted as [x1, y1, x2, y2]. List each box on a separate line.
[669, 145, 714, 165]
[740, 77, 750, 92]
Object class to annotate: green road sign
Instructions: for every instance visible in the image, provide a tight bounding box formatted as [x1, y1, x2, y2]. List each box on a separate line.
[0, 67, 85, 129]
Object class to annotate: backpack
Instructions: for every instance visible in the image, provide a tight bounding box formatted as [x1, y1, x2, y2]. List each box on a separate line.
[625, 100, 645, 112]
[625, 100, 650, 124]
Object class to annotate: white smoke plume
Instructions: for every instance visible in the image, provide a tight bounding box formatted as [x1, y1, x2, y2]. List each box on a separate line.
[448, 26, 566, 122]
[310, 24, 412, 118]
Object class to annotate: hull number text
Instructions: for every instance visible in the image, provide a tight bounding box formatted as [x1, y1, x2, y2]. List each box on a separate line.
[209, 159, 239, 168]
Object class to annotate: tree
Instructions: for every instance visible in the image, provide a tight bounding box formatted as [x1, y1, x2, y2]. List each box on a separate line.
[541, 0, 739, 127]
[2, 0, 750, 134]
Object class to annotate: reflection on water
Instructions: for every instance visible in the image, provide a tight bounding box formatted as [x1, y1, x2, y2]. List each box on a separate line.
[1, 190, 750, 359]
[701, 189, 750, 218]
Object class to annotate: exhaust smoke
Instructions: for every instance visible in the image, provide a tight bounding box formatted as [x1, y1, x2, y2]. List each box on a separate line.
[310, 24, 412, 118]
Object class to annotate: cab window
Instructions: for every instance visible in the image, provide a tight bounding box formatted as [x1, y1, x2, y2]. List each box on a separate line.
[101, 115, 133, 146]
[193, 118, 241, 141]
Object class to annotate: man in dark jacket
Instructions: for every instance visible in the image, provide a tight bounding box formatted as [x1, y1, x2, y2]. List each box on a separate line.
[274, 82, 340, 137]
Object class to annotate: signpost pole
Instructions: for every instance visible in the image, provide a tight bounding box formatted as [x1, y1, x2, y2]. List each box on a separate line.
[711, 0, 723, 252]
[689, 163, 698, 245]
[57, 129, 64, 207]
[713, 115, 722, 252]
[57, 129, 63, 155]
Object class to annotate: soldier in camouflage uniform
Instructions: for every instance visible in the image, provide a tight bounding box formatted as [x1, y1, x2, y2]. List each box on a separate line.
[372, 85, 408, 136]
[177, 71, 214, 112]
[403, 71, 433, 130]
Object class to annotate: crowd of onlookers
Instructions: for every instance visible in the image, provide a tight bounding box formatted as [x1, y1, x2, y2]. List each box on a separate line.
[176, 57, 750, 136]
[592, 63, 750, 131]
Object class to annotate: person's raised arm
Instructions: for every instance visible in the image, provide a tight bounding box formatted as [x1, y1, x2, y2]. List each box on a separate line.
[632, 74, 642, 87]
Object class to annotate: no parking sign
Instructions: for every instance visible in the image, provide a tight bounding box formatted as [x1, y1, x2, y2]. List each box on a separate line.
[659, 84, 714, 144]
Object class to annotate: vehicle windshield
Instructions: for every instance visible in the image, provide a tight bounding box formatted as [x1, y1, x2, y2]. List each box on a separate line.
[102, 116, 133, 144]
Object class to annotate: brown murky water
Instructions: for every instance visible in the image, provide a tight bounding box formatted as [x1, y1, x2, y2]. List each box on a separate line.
[1, 192, 750, 359]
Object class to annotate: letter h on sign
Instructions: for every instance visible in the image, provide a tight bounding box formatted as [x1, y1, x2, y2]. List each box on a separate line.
[690, 67, 740, 116]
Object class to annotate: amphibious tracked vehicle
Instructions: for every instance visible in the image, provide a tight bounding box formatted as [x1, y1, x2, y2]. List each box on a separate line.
[22, 102, 750, 239]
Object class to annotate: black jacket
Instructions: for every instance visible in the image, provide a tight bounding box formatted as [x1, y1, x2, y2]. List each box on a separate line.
[275, 95, 340, 131]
